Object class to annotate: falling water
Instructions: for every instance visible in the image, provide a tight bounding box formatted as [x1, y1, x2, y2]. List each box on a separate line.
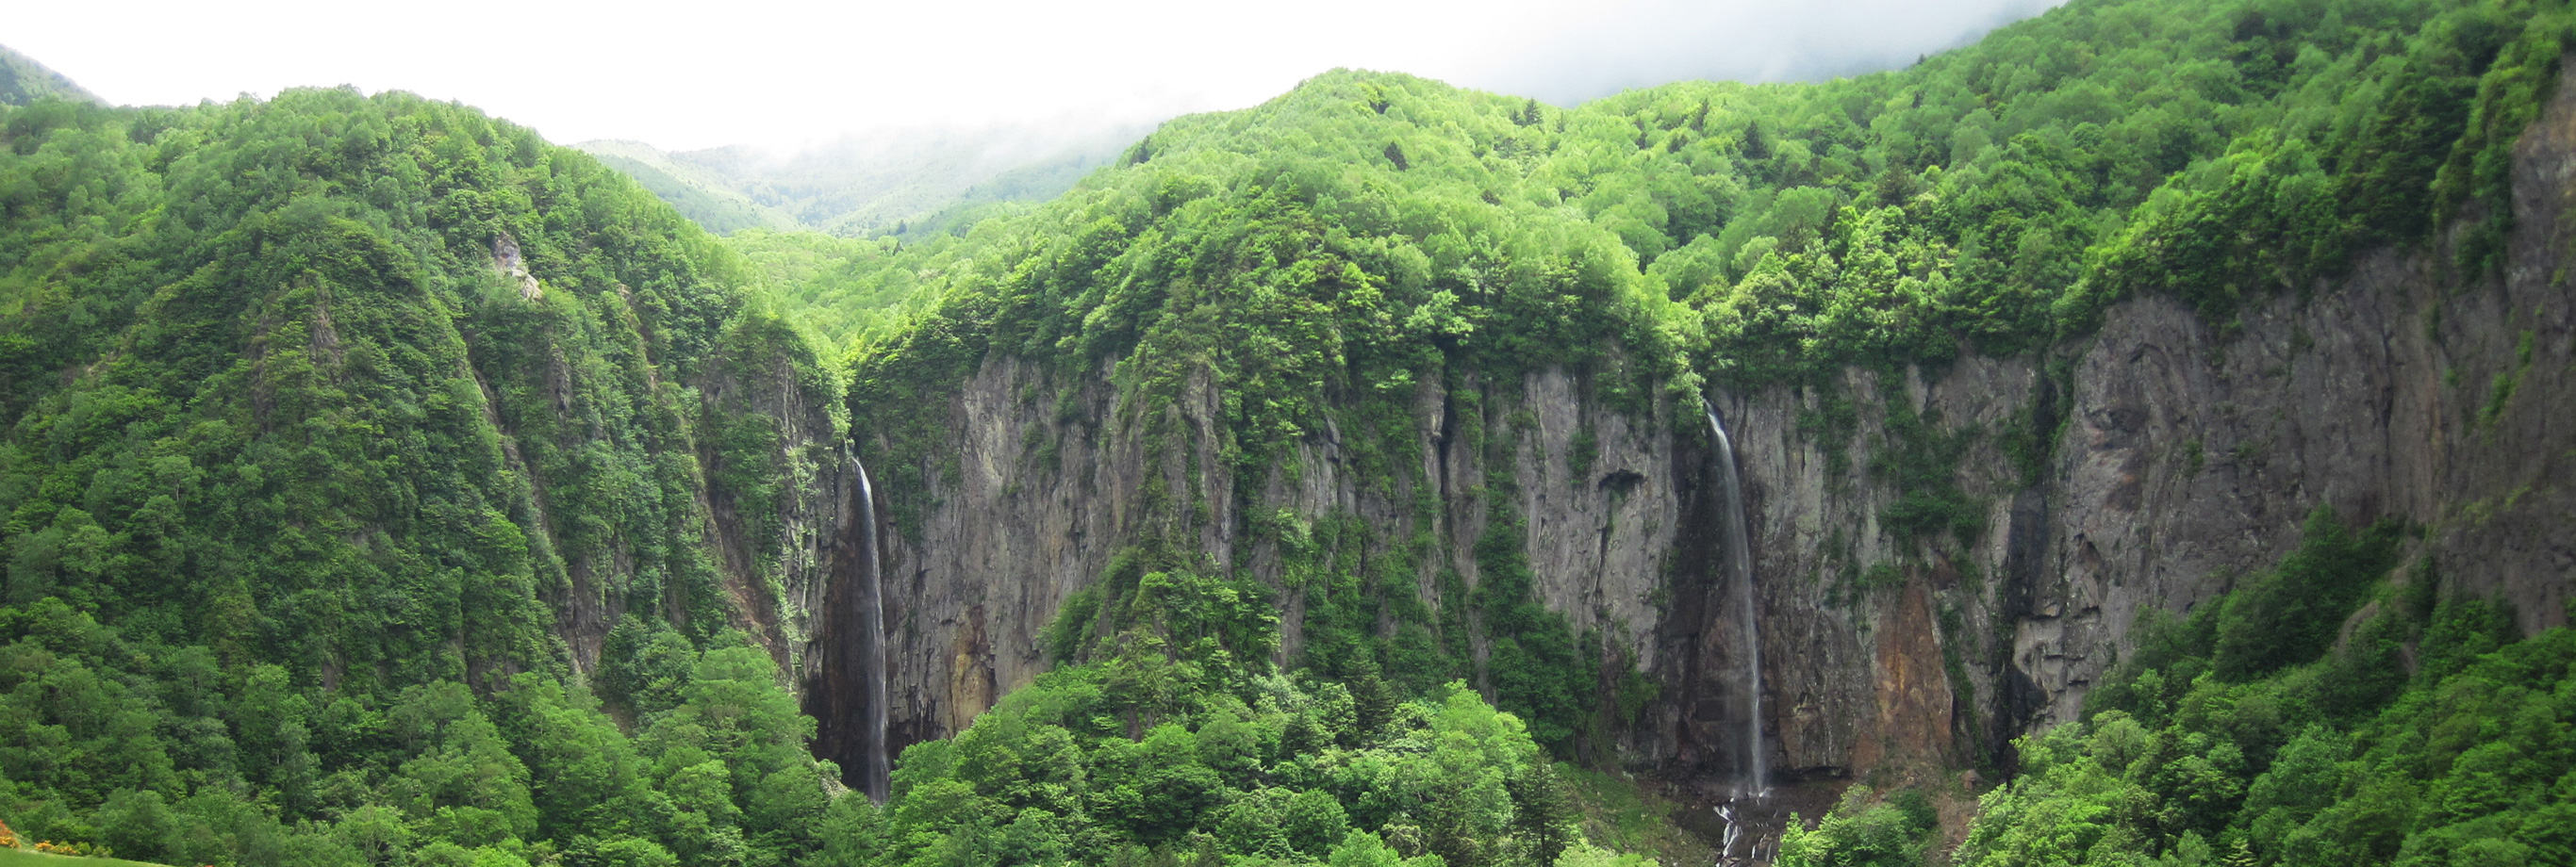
[852, 457, 891, 804]
[1717, 802, 1743, 862]
[1715, 797, 1777, 867]
[1704, 403, 1767, 795]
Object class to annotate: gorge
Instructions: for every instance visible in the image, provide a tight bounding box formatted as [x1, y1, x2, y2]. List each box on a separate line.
[801, 57, 2576, 799]
[2, 0, 2573, 864]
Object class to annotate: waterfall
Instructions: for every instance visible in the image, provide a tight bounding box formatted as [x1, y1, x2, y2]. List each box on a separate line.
[1705, 403, 1767, 794]
[851, 457, 891, 804]
[1717, 802, 1742, 862]
[1715, 796, 1777, 867]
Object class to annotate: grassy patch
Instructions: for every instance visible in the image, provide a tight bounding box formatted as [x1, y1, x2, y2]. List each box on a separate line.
[1560, 766, 1718, 867]
[0, 849, 176, 867]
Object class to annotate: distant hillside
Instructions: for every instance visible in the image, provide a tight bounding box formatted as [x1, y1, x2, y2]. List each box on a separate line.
[578, 119, 1147, 238]
[576, 139, 799, 235]
[0, 44, 102, 106]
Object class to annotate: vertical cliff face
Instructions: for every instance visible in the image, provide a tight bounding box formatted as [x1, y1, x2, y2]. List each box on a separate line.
[809, 59, 2576, 783]
[1708, 357, 2040, 778]
[488, 304, 852, 680]
[1720, 55, 2576, 778]
[844, 357, 1701, 761]
[455, 260, 854, 690]
[696, 319, 853, 668]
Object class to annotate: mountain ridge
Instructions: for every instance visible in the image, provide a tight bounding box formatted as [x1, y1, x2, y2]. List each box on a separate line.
[0, 44, 101, 107]
[578, 120, 1149, 241]
[814, 0, 2572, 789]
[2, 0, 2573, 865]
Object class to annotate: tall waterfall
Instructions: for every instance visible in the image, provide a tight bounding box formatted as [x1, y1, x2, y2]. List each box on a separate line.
[851, 457, 891, 804]
[1705, 403, 1768, 794]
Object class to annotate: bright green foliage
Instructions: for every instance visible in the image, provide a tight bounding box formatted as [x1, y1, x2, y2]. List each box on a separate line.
[2061, 0, 2573, 330]
[0, 45, 101, 108]
[719, 228, 937, 347]
[836, 580, 1617, 867]
[1774, 788, 1943, 867]
[834, 0, 2575, 767]
[829, 0, 2576, 387]
[1047, 548, 1285, 712]
[0, 87, 839, 682]
[7, 0, 2574, 862]
[842, 662, 1608, 867]
[1954, 551, 2575, 866]
[0, 88, 854, 867]
[2207, 508, 2403, 681]
[0, 597, 853, 867]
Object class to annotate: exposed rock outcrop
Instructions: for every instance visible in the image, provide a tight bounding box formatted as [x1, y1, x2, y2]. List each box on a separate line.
[811, 57, 2576, 785]
[841, 357, 1697, 761]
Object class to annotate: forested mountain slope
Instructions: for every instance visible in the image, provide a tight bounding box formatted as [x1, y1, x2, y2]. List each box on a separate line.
[0, 74, 1636, 867]
[1930, 518, 2575, 867]
[812, 0, 2574, 810]
[0, 45, 99, 108]
[575, 139, 801, 236]
[579, 124, 1144, 242]
[0, 88, 854, 686]
[1, 0, 2573, 862]
[0, 90, 865, 866]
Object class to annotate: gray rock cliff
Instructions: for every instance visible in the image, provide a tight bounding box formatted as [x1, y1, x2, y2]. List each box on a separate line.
[803, 58, 2576, 783]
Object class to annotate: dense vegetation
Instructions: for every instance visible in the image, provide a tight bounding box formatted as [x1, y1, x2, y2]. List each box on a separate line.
[0, 80, 1661, 867]
[589, 127, 1139, 242]
[814, 0, 2575, 765]
[0, 45, 99, 109]
[577, 141, 799, 237]
[818, 572, 1659, 867]
[1765, 510, 2576, 867]
[0, 88, 840, 679]
[8, 0, 2575, 860]
[790, 0, 2570, 367]
[1940, 518, 2572, 867]
[0, 87, 851, 866]
[719, 229, 939, 347]
[0, 599, 838, 867]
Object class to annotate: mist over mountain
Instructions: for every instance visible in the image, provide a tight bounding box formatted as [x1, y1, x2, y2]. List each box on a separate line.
[553, 1, 2069, 241]
[575, 139, 802, 236]
[0, 43, 100, 107]
[578, 119, 1148, 239]
[1461, 0, 2067, 103]
[3, 1, 2575, 866]
[12, 0, 2073, 247]
[8, 0, 2067, 153]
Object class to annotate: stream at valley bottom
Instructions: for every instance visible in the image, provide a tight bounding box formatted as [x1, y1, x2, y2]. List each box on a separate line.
[1672, 778, 1844, 867]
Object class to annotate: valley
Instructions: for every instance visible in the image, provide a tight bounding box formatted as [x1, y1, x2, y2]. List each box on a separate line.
[1, 0, 2572, 864]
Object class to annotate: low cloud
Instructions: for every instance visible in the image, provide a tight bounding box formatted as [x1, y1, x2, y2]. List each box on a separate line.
[8, 0, 2065, 154]
[1462, 0, 2068, 103]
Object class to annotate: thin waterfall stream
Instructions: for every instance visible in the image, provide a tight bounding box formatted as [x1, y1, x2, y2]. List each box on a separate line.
[1704, 403, 1774, 867]
[851, 457, 891, 804]
[1704, 402, 1767, 794]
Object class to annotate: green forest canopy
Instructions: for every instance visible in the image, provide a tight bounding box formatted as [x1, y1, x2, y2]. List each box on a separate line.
[0, 53, 1647, 867]
[0, 80, 850, 867]
[3, 0, 2574, 863]
[798, 0, 2565, 381]
[828, 0, 2569, 765]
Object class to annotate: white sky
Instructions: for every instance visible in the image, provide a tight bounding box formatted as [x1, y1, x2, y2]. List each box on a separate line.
[8, 0, 2061, 153]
